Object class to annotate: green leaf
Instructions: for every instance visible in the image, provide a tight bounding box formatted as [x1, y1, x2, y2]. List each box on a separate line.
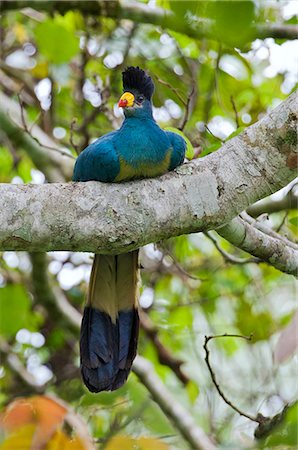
[0, 284, 38, 338]
[289, 217, 298, 228]
[236, 301, 277, 342]
[169, 0, 200, 18]
[34, 18, 79, 64]
[258, 403, 298, 447]
[207, 1, 255, 47]
[0, 147, 13, 181]
[225, 127, 246, 141]
[199, 142, 221, 157]
[17, 154, 33, 182]
[186, 380, 200, 404]
[164, 127, 194, 159]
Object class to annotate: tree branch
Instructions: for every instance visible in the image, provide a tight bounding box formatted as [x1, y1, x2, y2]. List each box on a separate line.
[1, 1, 297, 41]
[0, 91, 296, 261]
[247, 182, 298, 218]
[216, 217, 298, 276]
[203, 333, 258, 423]
[133, 356, 216, 450]
[205, 231, 261, 265]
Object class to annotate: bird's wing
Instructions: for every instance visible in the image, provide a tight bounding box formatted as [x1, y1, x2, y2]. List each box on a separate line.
[73, 133, 120, 182]
[165, 130, 186, 171]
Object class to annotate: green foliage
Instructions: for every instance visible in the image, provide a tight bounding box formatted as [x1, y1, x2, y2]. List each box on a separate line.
[208, 1, 255, 47]
[34, 16, 79, 64]
[258, 403, 298, 448]
[0, 284, 40, 338]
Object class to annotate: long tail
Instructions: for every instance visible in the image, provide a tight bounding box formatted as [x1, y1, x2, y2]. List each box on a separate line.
[80, 251, 139, 392]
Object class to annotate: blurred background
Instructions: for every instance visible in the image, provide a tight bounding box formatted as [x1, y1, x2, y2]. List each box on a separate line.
[0, 1, 297, 449]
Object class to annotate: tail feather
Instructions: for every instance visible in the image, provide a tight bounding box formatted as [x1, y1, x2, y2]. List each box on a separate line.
[80, 251, 139, 392]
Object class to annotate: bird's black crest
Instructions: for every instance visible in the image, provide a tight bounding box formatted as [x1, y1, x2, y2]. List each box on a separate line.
[122, 66, 154, 100]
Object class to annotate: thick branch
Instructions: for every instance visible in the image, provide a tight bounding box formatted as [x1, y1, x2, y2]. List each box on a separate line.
[1, 1, 297, 41]
[216, 217, 298, 276]
[0, 91, 296, 255]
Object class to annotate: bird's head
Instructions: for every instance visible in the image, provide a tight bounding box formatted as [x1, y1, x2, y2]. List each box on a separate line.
[118, 66, 154, 119]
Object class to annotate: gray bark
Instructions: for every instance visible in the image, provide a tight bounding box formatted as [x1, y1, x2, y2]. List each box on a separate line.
[217, 217, 298, 276]
[0, 91, 296, 257]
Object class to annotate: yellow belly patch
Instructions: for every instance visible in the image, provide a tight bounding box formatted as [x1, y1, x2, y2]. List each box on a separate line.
[115, 151, 171, 182]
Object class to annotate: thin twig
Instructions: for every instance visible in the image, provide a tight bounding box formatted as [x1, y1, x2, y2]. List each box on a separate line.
[179, 85, 195, 131]
[155, 76, 187, 106]
[205, 231, 260, 265]
[204, 124, 224, 143]
[276, 211, 289, 233]
[241, 211, 298, 251]
[230, 95, 240, 128]
[70, 118, 80, 155]
[203, 333, 262, 423]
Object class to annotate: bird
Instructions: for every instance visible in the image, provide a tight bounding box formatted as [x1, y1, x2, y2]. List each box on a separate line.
[73, 66, 186, 392]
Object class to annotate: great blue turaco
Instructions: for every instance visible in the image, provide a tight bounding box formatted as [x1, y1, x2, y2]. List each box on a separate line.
[73, 66, 186, 392]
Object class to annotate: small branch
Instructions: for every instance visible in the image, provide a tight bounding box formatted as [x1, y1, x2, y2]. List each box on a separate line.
[254, 404, 290, 440]
[203, 333, 260, 423]
[230, 96, 240, 128]
[241, 211, 298, 251]
[217, 216, 298, 276]
[155, 76, 187, 106]
[179, 85, 195, 131]
[247, 183, 298, 218]
[133, 355, 216, 450]
[70, 118, 80, 155]
[204, 124, 224, 143]
[276, 211, 288, 233]
[205, 231, 260, 265]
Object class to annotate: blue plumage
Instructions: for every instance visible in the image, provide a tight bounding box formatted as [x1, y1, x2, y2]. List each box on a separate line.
[73, 68, 186, 183]
[74, 67, 186, 393]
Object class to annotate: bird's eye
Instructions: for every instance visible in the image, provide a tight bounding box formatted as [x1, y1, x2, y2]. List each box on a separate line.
[137, 95, 144, 103]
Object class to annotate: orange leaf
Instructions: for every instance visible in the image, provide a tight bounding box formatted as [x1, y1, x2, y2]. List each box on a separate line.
[0, 399, 34, 432]
[31, 396, 67, 449]
[0, 396, 94, 450]
[0, 396, 67, 449]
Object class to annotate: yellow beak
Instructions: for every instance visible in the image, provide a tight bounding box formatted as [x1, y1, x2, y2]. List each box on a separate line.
[118, 92, 135, 108]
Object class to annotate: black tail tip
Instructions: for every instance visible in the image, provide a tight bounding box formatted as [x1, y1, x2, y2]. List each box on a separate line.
[80, 307, 139, 393]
